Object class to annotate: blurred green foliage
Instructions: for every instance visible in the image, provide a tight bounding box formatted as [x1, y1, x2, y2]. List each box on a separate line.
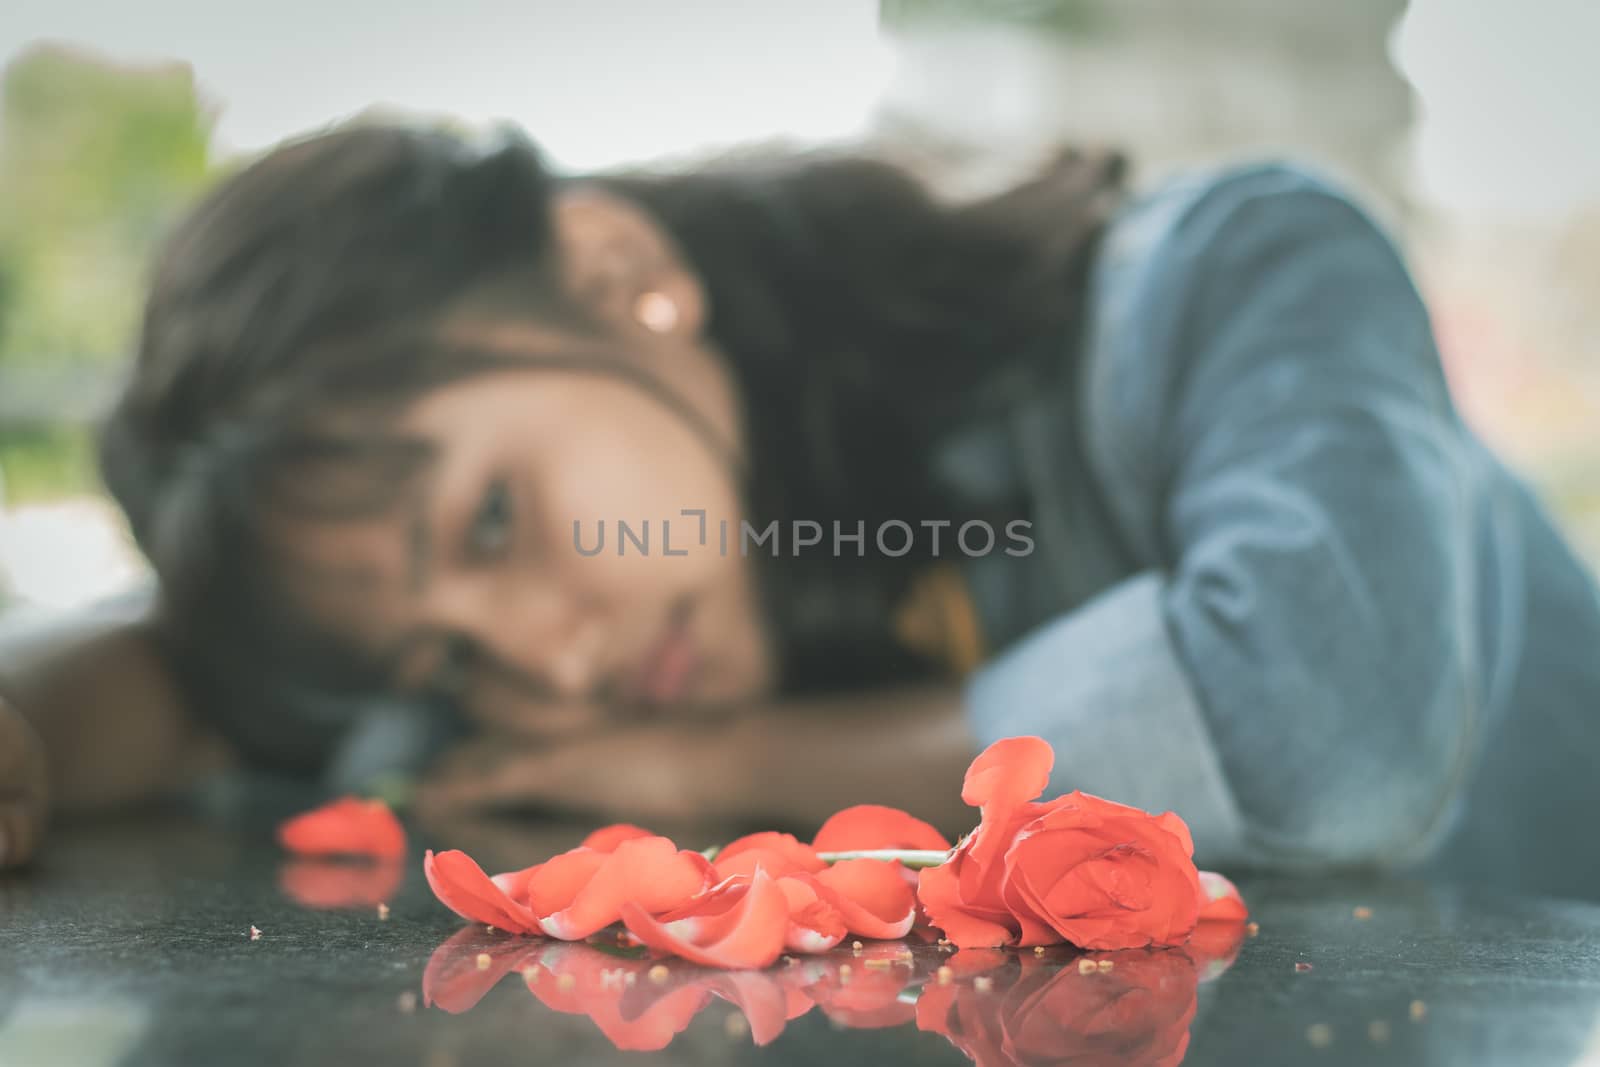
[0, 46, 216, 502]
[0, 45, 214, 372]
[0, 426, 98, 505]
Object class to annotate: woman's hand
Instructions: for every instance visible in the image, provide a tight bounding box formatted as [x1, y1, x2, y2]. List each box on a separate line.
[416, 684, 978, 835]
[0, 693, 51, 869]
[418, 712, 762, 825]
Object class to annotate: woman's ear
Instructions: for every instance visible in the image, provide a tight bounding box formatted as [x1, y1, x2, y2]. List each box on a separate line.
[551, 187, 706, 340]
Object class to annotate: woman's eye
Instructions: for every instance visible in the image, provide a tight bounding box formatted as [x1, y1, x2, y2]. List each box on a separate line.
[467, 477, 514, 560]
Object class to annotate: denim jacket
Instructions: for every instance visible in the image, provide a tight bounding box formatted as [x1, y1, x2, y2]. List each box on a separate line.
[943, 162, 1600, 900]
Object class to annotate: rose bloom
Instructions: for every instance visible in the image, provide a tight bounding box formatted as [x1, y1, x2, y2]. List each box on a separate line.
[920, 737, 1205, 950]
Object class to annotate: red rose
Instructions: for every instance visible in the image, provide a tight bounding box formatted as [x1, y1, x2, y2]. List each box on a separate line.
[919, 738, 1203, 950]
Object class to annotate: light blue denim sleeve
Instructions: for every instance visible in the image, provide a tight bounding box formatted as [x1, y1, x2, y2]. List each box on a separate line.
[967, 165, 1482, 871]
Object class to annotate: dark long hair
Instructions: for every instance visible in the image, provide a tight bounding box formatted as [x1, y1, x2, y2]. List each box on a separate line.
[100, 122, 1126, 772]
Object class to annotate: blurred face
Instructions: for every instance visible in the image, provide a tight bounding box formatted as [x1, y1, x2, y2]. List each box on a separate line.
[272, 190, 776, 739]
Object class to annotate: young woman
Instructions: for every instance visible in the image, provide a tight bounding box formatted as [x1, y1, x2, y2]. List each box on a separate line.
[2, 123, 1597, 900]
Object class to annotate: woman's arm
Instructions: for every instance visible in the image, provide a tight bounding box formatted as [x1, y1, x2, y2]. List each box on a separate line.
[968, 167, 1481, 871]
[416, 682, 979, 838]
[0, 592, 227, 867]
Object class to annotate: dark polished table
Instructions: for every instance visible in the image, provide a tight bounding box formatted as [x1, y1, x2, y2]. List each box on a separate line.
[3, 798, 1599, 1067]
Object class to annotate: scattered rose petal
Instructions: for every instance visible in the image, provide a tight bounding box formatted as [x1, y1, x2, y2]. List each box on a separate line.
[621, 869, 790, 970]
[278, 797, 406, 859]
[1196, 870, 1250, 922]
[580, 823, 659, 852]
[813, 859, 917, 940]
[812, 805, 952, 853]
[715, 833, 826, 876]
[424, 849, 543, 934]
[532, 837, 711, 940]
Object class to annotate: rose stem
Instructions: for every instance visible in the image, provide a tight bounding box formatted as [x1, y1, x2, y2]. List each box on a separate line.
[814, 849, 952, 869]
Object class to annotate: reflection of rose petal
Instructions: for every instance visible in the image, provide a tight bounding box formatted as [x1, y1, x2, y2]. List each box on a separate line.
[418, 926, 1208, 1065]
[1183, 921, 1247, 982]
[779, 942, 923, 1030]
[278, 859, 403, 910]
[421, 927, 543, 1014]
[523, 942, 801, 1048]
[527, 942, 706, 1051]
[697, 969, 802, 1045]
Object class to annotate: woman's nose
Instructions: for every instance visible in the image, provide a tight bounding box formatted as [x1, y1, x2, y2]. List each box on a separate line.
[532, 613, 609, 700]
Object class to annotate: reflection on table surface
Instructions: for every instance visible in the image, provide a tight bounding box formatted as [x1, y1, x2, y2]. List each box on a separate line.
[3, 810, 1599, 1066]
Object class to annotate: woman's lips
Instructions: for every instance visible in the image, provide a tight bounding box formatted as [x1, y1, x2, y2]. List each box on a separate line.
[630, 612, 699, 705]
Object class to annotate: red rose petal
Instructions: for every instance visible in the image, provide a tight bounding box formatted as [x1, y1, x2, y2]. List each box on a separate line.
[714, 847, 820, 882]
[918, 858, 1015, 948]
[536, 837, 711, 941]
[716, 832, 826, 874]
[812, 804, 952, 853]
[1196, 871, 1250, 922]
[489, 860, 547, 905]
[621, 870, 790, 969]
[960, 736, 1053, 810]
[424, 849, 543, 934]
[520, 848, 609, 915]
[277, 797, 406, 859]
[580, 823, 658, 853]
[814, 859, 917, 940]
[775, 874, 848, 954]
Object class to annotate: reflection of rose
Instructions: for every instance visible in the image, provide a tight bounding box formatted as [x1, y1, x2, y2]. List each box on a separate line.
[420, 924, 1239, 1063]
[918, 951, 1198, 1067]
[920, 738, 1202, 950]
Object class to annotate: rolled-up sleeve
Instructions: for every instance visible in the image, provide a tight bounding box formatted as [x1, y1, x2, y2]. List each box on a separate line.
[966, 167, 1483, 871]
